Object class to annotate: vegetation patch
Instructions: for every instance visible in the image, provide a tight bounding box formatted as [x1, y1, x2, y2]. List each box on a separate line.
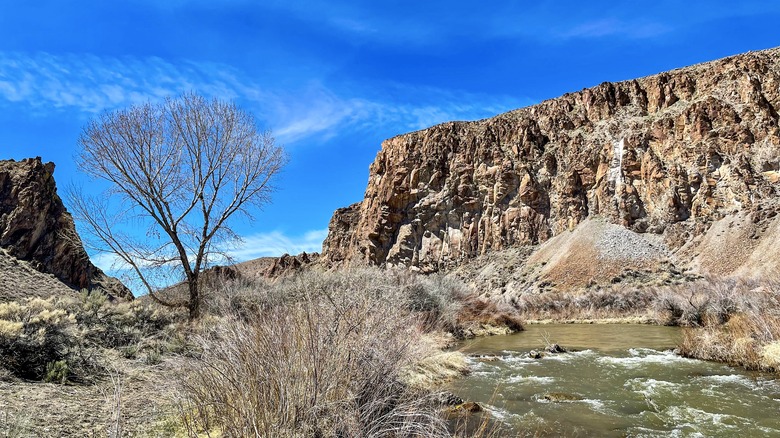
[0, 291, 182, 383]
[672, 279, 780, 371]
[178, 268, 519, 437]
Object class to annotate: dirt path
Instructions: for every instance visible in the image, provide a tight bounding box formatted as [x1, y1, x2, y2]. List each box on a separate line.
[0, 355, 187, 437]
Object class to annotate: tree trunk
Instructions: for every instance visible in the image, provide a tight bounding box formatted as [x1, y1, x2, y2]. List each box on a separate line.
[188, 276, 201, 320]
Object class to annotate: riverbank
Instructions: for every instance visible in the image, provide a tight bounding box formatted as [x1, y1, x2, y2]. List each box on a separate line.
[675, 280, 780, 372]
[2, 269, 778, 436]
[525, 316, 656, 325]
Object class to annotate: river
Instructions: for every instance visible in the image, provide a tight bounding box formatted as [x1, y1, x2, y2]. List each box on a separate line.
[449, 324, 780, 437]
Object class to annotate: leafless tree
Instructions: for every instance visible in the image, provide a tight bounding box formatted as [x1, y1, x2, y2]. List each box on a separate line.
[69, 92, 286, 319]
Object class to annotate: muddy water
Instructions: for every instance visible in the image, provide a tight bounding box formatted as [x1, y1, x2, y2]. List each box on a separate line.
[450, 324, 780, 437]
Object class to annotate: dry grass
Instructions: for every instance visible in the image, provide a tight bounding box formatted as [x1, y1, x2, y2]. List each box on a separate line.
[0, 354, 187, 437]
[0, 268, 524, 437]
[670, 278, 780, 371]
[510, 286, 660, 322]
[402, 351, 470, 389]
[180, 269, 454, 437]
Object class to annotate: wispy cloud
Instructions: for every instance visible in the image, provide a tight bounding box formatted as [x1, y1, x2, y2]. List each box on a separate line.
[112, 1, 780, 49]
[0, 52, 245, 113]
[91, 228, 327, 274]
[559, 19, 672, 40]
[226, 229, 328, 261]
[0, 51, 529, 144]
[266, 82, 531, 143]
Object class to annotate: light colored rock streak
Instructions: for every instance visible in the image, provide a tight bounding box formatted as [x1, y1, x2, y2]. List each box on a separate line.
[609, 137, 625, 188]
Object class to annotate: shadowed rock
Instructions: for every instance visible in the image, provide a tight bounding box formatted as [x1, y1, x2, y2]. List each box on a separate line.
[0, 157, 131, 300]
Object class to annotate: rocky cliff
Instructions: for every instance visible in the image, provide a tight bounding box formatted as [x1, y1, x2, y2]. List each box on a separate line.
[0, 157, 132, 300]
[322, 48, 780, 288]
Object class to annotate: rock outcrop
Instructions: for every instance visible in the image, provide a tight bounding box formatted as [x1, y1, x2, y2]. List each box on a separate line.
[0, 157, 132, 300]
[322, 48, 780, 286]
[215, 252, 320, 283]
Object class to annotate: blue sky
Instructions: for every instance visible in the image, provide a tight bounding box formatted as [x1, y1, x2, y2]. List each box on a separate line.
[2, 1, 780, 268]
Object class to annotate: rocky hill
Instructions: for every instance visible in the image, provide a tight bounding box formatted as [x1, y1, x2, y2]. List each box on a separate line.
[321, 48, 780, 295]
[0, 157, 131, 300]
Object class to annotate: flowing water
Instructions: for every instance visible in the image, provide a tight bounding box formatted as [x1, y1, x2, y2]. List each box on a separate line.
[449, 324, 780, 437]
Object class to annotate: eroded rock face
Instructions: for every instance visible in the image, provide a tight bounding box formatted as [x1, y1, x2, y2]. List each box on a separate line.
[322, 48, 780, 273]
[322, 202, 362, 264]
[0, 157, 132, 299]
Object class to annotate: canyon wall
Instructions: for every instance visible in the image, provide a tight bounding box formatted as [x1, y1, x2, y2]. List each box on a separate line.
[322, 48, 780, 276]
[0, 157, 132, 299]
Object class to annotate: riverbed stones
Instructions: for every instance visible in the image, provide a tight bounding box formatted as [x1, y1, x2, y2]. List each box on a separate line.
[539, 392, 583, 403]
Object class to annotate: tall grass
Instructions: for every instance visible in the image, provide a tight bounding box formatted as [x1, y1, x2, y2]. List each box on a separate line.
[673, 279, 780, 371]
[179, 268, 513, 437]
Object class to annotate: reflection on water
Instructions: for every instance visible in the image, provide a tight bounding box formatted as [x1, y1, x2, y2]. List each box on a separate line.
[449, 324, 780, 437]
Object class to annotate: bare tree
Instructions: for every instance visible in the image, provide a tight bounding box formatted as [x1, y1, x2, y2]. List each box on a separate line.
[70, 92, 286, 319]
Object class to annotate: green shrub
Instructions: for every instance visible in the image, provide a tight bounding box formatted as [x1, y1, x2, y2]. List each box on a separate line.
[144, 349, 162, 366]
[76, 290, 180, 350]
[121, 344, 140, 359]
[44, 360, 69, 384]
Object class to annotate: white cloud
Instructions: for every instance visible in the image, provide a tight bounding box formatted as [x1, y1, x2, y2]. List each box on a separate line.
[226, 229, 328, 261]
[560, 19, 672, 40]
[91, 252, 123, 272]
[0, 51, 529, 144]
[0, 51, 244, 113]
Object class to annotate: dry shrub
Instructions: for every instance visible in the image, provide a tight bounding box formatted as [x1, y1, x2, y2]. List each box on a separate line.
[674, 279, 780, 371]
[180, 269, 452, 437]
[75, 290, 183, 350]
[512, 286, 658, 321]
[0, 292, 183, 382]
[653, 278, 752, 326]
[454, 296, 524, 338]
[400, 274, 465, 333]
[204, 267, 523, 340]
[0, 297, 81, 381]
[508, 277, 776, 328]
